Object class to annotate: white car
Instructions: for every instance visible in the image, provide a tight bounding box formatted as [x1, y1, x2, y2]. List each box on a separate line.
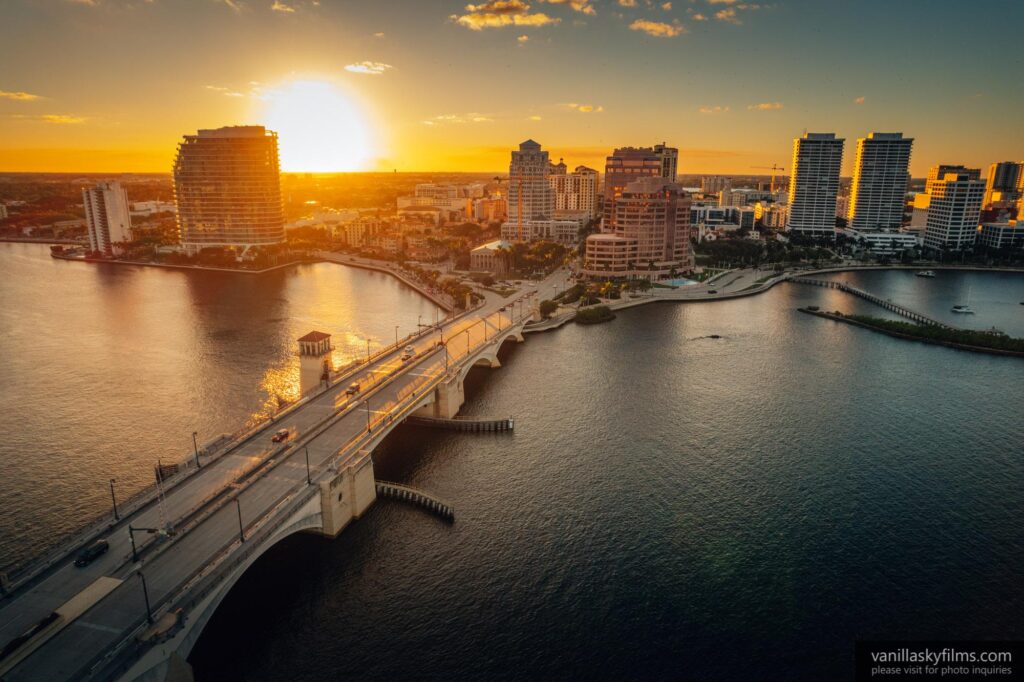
[401, 345, 415, 361]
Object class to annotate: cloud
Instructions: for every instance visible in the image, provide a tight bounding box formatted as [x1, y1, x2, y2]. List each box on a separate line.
[539, 0, 596, 14]
[715, 8, 739, 22]
[707, 0, 737, 3]
[0, 90, 42, 101]
[271, 1, 294, 12]
[617, 0, 636, 5]
[527, 115, 542, 120]
[661, 2, 672, 9]
[222, 0, 242, 11]
[452, 0, 560, 30]
[563, 102, 604, 113]
[41, 114, 87, 124]
[344, 61, 394, 75]
[518, 34, 530, 43]
[747, 101, 783, 111]
[699, 105, 730, 114]
[373, 32, 385, 37]
[854, 95, 866, 104]
[629, 18, 686, 36]
[422, 113, 494, 125]
[692, 12, 707, 20]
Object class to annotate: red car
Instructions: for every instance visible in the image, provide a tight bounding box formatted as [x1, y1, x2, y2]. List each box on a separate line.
[271, 428, 290, 443]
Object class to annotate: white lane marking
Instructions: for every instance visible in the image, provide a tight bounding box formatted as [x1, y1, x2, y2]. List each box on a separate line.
[75, 620, 123, 634]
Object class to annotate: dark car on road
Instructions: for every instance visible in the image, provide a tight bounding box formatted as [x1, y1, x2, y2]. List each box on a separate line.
[271, 428, 290, 443]
[74, 539, 109, 567]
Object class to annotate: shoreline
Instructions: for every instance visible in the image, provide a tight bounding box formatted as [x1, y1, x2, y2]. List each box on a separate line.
[797, 308, 1024, 358]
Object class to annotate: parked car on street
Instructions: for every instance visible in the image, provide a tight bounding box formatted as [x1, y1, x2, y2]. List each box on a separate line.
[345, 383, 360, 396]
[271, 428, 290, 442]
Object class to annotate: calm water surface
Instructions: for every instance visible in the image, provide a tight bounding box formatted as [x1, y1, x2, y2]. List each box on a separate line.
[2, 245, 1022, 681]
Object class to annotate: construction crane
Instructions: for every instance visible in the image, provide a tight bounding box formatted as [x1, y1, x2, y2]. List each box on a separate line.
[750, 164, 786, 193]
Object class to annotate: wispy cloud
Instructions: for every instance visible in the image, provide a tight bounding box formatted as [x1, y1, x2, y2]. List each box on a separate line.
[629, 18, 686, 37]
[422, 112, 494, 125]
[41, 114, 87, 124]
[517, 34, 530, 43]
[539, 0, 596, 15]
[690, 11, 708, 20]
[563, 102, 604, 113]
[747, 101, 783, 111]
[661, 2, 672, 10]
[527, 115, 542, 121]
[854, 95, 866, 105]
[452, 0, 560, 30]
[222, 0, 242, 12]
[618, 0, 636, 6]
[271, 1, 295, 12]
[344, 61, 394, 75]
[0, 90, 43, 101]
[715, 8, 739, 23]
[699, 105, 730, 114]
[713, 3, 762, 24]
[373, 32, 385, 38]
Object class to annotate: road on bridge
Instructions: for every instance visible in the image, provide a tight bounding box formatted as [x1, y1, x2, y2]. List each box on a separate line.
[0, 267, 567, 681]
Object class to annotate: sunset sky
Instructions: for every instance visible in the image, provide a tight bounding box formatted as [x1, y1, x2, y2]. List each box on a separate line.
[1, 0, 1022, 175]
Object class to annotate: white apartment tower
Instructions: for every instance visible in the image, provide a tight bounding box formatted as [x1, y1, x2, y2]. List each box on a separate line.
[83, 181, 132, 255]
[549, 165, 599, 220]
[507, 139, 554, 241]
[923, 172, 985, 252]
[787, 132, 845, 237]
[173, 126, 285, 254]
[847, 132, 913, 231]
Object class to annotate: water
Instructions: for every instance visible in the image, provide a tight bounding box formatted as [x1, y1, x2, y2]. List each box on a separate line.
[2, 245, 1023, 680]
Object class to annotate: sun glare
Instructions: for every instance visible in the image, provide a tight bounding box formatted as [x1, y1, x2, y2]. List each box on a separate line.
[256, 79, 374, 172]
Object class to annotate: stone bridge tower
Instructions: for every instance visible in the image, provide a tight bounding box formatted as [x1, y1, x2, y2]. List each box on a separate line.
[298, 331, 333, 397]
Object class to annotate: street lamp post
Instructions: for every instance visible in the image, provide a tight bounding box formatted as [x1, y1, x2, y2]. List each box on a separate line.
[109, 479, 119, 521]
[234, 497, 244, 543]
[137, 569, 153, 624]
[366, 339, 370, 362]
[365, 400, 371, 431]
[394, 325, 399, 347]
[192, 431, 201, 468]
[304, 446, 311, 485]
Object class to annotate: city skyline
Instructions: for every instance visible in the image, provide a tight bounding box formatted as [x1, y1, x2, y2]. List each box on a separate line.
[2, 0, 1023, 175]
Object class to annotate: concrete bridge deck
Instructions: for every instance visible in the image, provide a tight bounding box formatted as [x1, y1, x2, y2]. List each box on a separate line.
[0, 268, 567, 682]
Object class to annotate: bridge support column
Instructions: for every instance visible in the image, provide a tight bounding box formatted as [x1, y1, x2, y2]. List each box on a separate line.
[414, 375, 465, 419]
[318, 449, 376, 538]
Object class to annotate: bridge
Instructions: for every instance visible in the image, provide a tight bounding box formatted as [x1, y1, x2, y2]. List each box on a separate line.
[788, 276, 958, 329]
[0, 272, 555, 682]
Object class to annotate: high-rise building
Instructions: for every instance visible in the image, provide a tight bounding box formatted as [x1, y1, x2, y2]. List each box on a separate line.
[549, 165, 599, 220]
[654, 143, 678, 182]
[923, 172, 985, 252]
[701, 176, 732, 195]
[847, 132, 913, 231]
[602, 147, 664, 231]
[584, 176, 691, 280]
[787, 132, 845, 237]
[173, 125, 285, 254]
[83, 181, 132, 255]
[925, 164, 980, 195]
[983, 161, 1023, 207]
[506, 139, 554, 241]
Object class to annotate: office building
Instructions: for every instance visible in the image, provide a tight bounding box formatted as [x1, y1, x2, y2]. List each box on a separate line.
[654, 143, 678, 182]
[787, 133, 845, 237]
[173, 126, 285, 254]
[83, 181, 133, 255]
[977, 220, 1024, 251]
[983, 161, 1023, 207]
[504, 139, 554, 242]
[602, 146, 670, 231]
[584, 177, 691, 280]
[549, 165, 599, 220]
[925, 164, 980, 194]
[847, 132, 913, 231]
[922, 171, 985, 251]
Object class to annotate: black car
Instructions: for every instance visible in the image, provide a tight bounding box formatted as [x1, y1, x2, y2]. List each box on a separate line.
[707, 289, 718, 294]
[74, 539, 110, 567]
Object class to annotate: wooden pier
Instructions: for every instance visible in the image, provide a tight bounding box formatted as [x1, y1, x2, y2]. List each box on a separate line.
[789, 277, 957, 329]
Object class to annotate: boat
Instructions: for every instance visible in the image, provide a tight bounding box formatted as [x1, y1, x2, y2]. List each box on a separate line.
[915, 270, 936, 278]
[951, 305, 974, 314]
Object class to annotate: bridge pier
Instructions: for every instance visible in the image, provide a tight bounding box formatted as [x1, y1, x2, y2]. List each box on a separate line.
[318, 449, 377, 538]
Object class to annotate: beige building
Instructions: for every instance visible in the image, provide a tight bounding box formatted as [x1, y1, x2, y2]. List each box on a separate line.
[923, 171, 985, 251]
[847, 132, 913, 231]
[584, 177, 691, 280]
[470, 239, 511, 275]
[549, 165, 599, 220]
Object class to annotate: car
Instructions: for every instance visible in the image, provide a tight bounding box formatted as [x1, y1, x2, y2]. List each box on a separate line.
[401, 345, 415, 361]
[707, 289, 718, 294]
[345, 383, 360, 396]
[74, 539, 109, 567]
[271, 428, 290, 443]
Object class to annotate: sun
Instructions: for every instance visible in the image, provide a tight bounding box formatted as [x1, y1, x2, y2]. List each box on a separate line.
[255, 79, 374, 172]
